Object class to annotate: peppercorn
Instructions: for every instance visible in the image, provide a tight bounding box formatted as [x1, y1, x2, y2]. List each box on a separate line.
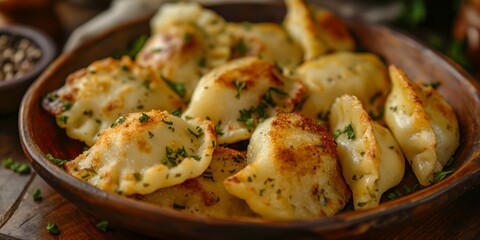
[0, 33, 42, 81]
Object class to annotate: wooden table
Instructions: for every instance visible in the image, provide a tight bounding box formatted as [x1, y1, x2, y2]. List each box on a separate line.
[1, 112, 480, 240]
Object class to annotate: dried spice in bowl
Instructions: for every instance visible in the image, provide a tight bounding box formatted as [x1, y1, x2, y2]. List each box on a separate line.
[0, 33, 43, 81]
[0, 24, 55, 113]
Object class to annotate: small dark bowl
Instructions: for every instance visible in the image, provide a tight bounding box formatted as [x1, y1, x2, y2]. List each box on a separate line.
[0, 24, 55, 113]
[18, 1, 480, 239]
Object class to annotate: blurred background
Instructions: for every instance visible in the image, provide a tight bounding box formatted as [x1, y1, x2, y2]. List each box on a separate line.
[0, 0, 479, 75]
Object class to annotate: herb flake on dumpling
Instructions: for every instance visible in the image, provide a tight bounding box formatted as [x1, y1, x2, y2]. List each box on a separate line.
[43, 56, 185, 146]
[65, 110, 216, 196]
[224, 113, 351, 220]
[182, 57, 305, 145]
[384, 65, 459, 186]
[329, 95, 405, 210]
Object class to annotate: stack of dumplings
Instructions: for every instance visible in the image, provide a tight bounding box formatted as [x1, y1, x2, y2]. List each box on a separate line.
[44, 0, 460, 220]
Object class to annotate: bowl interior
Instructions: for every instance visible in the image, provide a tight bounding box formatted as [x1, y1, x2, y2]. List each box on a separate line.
[19, 2, 480, 239]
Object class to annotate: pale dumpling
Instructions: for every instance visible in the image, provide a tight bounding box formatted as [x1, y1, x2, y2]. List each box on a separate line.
[142, 147, 255, 217]
[139, 1, 231, 100]
[43, 56, 184, 146]
[224, 113, 351, 220]
[283, 0, 355, 61]
[226, 22, 303, 71]
[329, 95, 405, 210]
[296, 52, 388, 122]
[384, 66, 459, 186]
[182, 57, 305, 145]
[65, 110, 216, 196]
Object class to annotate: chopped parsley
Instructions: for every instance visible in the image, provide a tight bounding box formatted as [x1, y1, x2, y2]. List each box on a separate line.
[423, 81, 441, 89]
[161, 146, 195, 167]
[110, 116, 126, 128]
[233, 80, 246, 99]
[47, 93, 58, 102]
[139, 113, 151, 123]
[183, 32, 193, 43]
[171, 108, 182, 117]
[237, 103, 268, 130]
[293, 95, 308, 112]
[2, 158, 31, 174]
[46, 153, 68, 168]
[33, 188, 42, 201]
[262, 87, 287, 107]
[56, 115, 68, 125]
[387, 183, 423, 200]
[133, 172, 142, 181]
[161, 74, 186, 99]
[334, 123, 355, 140]
[96, 220, 109, 232]
[369, 92, 383, 104]
[198, 57, 206, 68]
[46, 223, 60, 235]
[432, 169, 455, 184]
[61, 101, 73, 112]
[368, 106, 385, 120]
[214, 122, 224, 136]
[187, 126, 204, 139]
[161, 119, 173, 125]
[127, 35, 148, 58]
[233, 39, 248, 56]
[120, 65, 129, 71]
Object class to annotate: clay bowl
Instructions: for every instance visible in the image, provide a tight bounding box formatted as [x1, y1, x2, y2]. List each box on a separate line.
[0, 24, 56, 113]
[19, 1, 480, 239]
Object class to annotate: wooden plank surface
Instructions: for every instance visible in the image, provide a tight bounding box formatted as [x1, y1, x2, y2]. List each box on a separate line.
[1, 113, 480, 239]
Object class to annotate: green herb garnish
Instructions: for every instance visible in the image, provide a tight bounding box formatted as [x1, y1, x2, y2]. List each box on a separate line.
[56, 115, 68, 125]
[432, 169, 455, 184]
[139, 113, 151, 123]
[96, 220, 109, 232]
[237, 103, 268, 130]
[187, 126, 204, 139]
[183, 32, 193, 43]
[46, 153, 68, 168]
[423, 81, 441, 89]
[160, 74, 186, 99]
[334, 123, 355, 140]
[233, 80, 246, 99]
[233, 39, 248, 56]
[33, 188, 42, 201]
[46, 223, 60, 235]
[161, 119, 173, 125]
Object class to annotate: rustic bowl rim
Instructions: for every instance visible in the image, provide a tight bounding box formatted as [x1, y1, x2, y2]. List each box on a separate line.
[18, 2, 480, 238]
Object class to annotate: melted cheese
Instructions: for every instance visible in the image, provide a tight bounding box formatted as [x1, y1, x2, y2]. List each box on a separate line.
[296, 52, 388, 122]
[224, 113, 351, 220]
[329, 95, 405, 210]
[44, 56, 184, 146]
[65, 110, 216, 195]
[142, 147, 255, 217]
[384, 66, 459, 186]
[182, 57, 305, 144]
